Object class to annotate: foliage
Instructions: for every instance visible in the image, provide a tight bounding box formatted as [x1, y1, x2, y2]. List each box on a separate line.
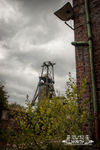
[1, 73, 91, 150]
[8, 102, 26, 111]
[0, 82, 9, 110]
[65, 73, 90, 131]
[0, 82, 9, 149]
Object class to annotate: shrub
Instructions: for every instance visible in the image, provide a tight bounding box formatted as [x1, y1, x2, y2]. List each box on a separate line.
[2, 73, 91, 150]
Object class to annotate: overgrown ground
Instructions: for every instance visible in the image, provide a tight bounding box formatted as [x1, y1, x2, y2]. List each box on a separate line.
[0, 73, 98, 150]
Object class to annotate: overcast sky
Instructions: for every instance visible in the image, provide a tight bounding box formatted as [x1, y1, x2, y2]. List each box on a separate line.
[0, 0, 76, 106]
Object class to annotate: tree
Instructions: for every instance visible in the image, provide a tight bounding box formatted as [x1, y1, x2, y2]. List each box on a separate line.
[8, 102, 26, 111]
[5, 73, 91, 150]
[0, 82, 9, 120]
[0, 82, 9, 148]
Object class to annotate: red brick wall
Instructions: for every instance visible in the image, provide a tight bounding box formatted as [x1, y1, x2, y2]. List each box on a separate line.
[73, 0, 100, 139]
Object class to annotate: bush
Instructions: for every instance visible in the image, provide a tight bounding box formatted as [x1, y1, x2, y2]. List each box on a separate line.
[1, 73, 91, 150]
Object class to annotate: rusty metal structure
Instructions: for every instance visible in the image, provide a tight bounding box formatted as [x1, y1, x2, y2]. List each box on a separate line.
[31, 61, 56, 106]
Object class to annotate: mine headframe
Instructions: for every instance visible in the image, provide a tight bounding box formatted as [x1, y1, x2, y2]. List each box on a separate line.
[31, 61, 56, 106]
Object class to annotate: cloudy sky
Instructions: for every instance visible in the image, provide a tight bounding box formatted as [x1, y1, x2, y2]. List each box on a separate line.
[0, 0, 76, 106]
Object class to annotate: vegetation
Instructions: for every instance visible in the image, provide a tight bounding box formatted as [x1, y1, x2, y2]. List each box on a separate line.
[8, 102, 26, 111]
[0, 73, 92, 150]
[0, 82, 9, 124]
[0, 82, 9, 110]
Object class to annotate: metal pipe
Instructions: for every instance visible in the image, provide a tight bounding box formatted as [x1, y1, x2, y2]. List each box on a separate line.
[71, 41, 88, 46]
[85, 0, 100, 143]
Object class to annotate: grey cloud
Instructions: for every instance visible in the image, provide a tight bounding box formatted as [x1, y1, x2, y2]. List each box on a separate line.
[0, 0, 75, 105]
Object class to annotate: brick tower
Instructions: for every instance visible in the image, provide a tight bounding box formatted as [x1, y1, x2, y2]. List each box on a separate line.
[72, 0, 100, 144]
